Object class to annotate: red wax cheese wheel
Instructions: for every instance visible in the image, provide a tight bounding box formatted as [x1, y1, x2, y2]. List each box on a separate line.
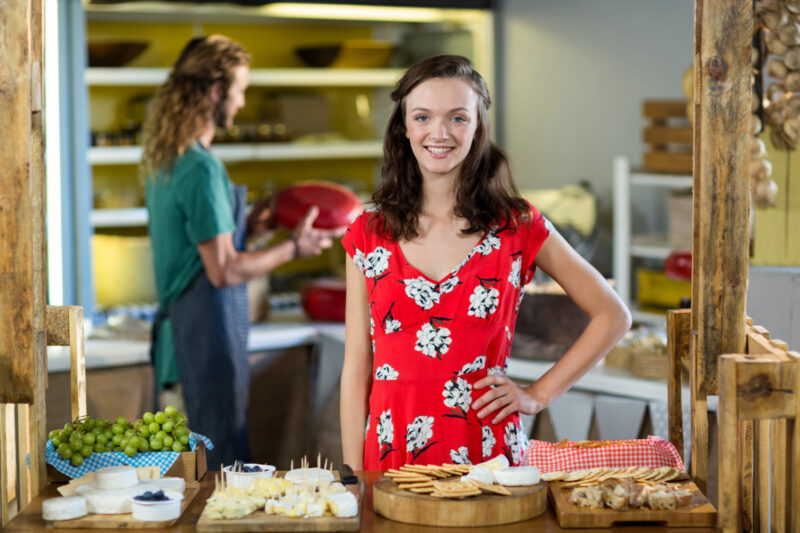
[664, 250, 692, 281]
[274, 181, 361, 229]
[301, 278, 346, 322]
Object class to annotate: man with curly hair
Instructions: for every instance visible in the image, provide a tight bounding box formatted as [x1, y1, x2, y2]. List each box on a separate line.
[142, 35, 343, 466]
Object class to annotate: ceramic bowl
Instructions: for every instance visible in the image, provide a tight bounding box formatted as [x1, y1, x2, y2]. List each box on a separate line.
[222, 463, 276, 489]
[130, 491, 183, 522]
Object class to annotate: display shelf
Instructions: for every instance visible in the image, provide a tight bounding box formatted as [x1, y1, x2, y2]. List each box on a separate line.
[630, 173, 693, 188]
[86, 67, 404, 87]
[90, 208, 148, 228]
[88, 140, 384, 165]
[630, 234, 673, 259]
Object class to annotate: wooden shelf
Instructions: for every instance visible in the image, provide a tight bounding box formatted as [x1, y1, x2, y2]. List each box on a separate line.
[90, 208, 148, 228]
[88, 140, 384, 165]
[630, 172, 693, 188]
[85, 67, 404, 87]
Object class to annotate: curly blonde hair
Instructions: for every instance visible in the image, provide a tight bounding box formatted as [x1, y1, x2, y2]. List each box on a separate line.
[141, 35, 250, 177]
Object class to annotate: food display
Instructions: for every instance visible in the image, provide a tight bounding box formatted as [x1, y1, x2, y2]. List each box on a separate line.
[42, 465, 198, 528]
[273, 181, 362, 230]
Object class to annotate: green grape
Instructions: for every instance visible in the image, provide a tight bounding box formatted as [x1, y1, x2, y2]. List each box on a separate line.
[154, 412, 167, 425]
[93, 443, 105, 453]
[62, 423, 73, 436]
[49, 429, 61, 441]
[83, 419, 96, 431]
[178, 435, 189, 446]
[163, 436, 174, 448]
[164, 405, 178, 417]
[60, 447, 73, 459]
[174, 427, 189, 438]
[70, 439, 83, 452]
[137, 426, 150, 439]
[57, 442, 69, 454]
[148, 422, 159, 434]
[96, 433, 108, 445]
[116, 416, 127, 426]
[103, 429, 113, 440]
[155, 430, 167, 441]
[91, 427, 102, 436]
[111, 423, 124, 435]
[51, 436, 62, 448]
[123, 445, 137, 457]
[149, 438, 163, 451]
[70, 454, 84, 466]
[137, 439, 149, 452]
[162, 421, 174, 433]
[142, 412, 155, 424]
[82, 433, 96, 445]
[172, 441, 184, 452]
[124, 429, 135, 438]
[111, 434, 123, 446]
[80, 445, 93, 458]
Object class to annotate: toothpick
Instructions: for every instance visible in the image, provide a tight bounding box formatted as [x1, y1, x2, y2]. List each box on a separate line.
[317, 452, 321, 469]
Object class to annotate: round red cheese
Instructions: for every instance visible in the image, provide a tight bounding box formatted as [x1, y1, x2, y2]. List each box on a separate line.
[274, 181, 361, 229]
[301, 278, 346, 322]
[664, 250, 692, 281]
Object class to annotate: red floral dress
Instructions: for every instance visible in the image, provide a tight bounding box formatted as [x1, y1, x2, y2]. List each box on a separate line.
[341, 202, 551, 470]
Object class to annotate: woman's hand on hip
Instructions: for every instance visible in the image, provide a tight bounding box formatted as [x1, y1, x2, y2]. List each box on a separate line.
[472, 375, 546, 424]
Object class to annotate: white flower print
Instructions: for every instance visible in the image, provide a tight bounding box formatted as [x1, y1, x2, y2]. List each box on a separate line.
[487, 365, 505, 377]
[363, 247, 391, 278]
[505, 325, 512, 341]
[365, 413, 370, 433]
[370, 316, 375, 336]
[353, 248, 366, 273]
[504, 421, 527, 465]
[516, 289, 525, 313]
[475, 232, 501, 256]
[406, 416, 435, 461]
[508, 256, 522, 289]
[438, 275, 460, 294]
[543, 216, 556, 233]
[384, 319, 401, 333]
[457, 355, 486, 375]
[442, 377, 472, 418]
[468, 285, 500, 318]
[449, 446, 472, 465]
[375, 364, 399, 381]
[377, 410, 394, 446]
[402, 277, 440, 309]
[482, 425, 497, 459]
[414, 322, 452, 359]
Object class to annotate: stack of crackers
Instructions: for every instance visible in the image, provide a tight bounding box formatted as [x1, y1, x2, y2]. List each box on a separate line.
[542, 466, 689, 488]
[385, 464, 512, 498]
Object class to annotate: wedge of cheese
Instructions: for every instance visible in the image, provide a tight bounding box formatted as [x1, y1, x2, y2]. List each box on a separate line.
[75, 482, 158, 514]
[42, 496, 88, 521]
[326, 492, 358, 518]
[475, 454, 510, 471]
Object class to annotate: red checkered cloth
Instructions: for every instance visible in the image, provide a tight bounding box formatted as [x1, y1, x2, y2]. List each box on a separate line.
[525, 436, 685, 472]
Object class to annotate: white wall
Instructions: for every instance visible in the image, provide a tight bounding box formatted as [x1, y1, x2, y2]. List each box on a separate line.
[496, 0, 694, 206]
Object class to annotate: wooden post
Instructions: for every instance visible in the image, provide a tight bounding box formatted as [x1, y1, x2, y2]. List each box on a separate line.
[667, 308, 691, 461]
[691, 0, 752, 490]
[718, 355, 740, 533]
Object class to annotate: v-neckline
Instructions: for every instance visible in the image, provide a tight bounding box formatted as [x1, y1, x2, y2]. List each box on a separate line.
[394, 229, 491, 285]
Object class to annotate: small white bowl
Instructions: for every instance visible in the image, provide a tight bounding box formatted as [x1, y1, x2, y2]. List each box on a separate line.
[130, 491, 184, 522]
[223, 463, 276, 489]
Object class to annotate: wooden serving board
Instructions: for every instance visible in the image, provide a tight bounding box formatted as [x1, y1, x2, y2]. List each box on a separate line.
[195, 483, 362, 532]
[49, 482, 200, 529]
[372, 476, 547, 527]
[549, 481, 717, 528]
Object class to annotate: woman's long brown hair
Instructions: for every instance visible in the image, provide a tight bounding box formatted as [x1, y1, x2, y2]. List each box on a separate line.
[140, 35, 250, 178]
[371, 55, 530, 241]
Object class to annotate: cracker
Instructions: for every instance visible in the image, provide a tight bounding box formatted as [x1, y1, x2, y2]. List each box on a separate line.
[565, 469, 588, 482]
[541, 471, 567, 482]
[398, 481, 434, 489]
[473, 480, 512, 496]
[409, 486, 434, 493]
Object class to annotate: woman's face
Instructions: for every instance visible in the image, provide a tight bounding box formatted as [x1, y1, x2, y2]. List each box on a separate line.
[403, 77, 479, 182]
[214, 64, 249, 128]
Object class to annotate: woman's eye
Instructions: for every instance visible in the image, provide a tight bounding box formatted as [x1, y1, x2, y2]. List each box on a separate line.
[452, 116, 467, 123]
[414, 115, 429, 122]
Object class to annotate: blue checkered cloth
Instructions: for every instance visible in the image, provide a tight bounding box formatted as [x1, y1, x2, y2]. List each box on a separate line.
[46, 433, 213, 479]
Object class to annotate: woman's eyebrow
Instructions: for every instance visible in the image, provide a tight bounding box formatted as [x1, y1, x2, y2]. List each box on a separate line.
[409, 106, 471, 113]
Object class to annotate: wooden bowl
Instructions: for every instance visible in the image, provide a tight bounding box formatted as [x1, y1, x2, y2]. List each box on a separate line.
[87, 41, 148, 67]
[295, 40, 394, 68]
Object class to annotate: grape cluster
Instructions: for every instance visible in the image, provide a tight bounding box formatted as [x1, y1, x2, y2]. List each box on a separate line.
[48, 405, 191, 466]
[241, 465, 263, 473]
[134, 490, 168, 502]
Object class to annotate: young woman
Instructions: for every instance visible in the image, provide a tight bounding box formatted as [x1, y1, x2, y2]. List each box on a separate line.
[340, 55, 631, 470]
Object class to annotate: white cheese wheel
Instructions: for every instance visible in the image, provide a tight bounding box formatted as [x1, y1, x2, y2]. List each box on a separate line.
[284, 467, 335, 484]
[462, 466, 493, 484]
[75, 482, 158, 514]
[476, 454, 510, 471]
[94, 466, 139, 490]
[130, 493, 183, 522]
[492, 466, 541, 486]
[326, 492, 358, 518]
[150, 477, 185, 494]
[42, 496, 88, 521]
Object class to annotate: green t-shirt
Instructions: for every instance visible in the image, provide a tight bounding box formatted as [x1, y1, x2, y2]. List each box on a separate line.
[146, 142, 236, 389]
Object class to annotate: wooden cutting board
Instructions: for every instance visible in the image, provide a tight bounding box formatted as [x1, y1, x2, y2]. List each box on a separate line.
[549, 481, 717, 528]
[372, 476, 547, 527]
[49, 481, 200, 529]
[195, 483, 362, 532]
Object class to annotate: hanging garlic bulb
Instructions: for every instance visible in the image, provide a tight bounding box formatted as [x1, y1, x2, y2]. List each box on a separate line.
[768, 57, 789, 79]
[765, 30, 790, 54]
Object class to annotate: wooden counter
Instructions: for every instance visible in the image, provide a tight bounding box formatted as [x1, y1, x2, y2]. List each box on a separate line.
[5, 471, 717, 532]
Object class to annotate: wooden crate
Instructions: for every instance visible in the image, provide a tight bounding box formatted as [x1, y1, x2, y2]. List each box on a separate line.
[642, 100, 693, 174]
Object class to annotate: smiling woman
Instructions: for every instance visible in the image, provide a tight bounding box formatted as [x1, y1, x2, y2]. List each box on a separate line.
[339, 55, 632, 471]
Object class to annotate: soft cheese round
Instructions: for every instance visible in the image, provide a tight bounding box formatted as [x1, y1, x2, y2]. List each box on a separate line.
[75, 482, 159, 514]
[94, 466, 138, 490]
[284, 467, 335, 484]
[326, 491, 358, 517]
[492, 466, 541, 486]
[42, 496, 88, 521]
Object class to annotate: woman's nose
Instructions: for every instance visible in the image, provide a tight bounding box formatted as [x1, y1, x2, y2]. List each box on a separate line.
[431, 119, 449, 140]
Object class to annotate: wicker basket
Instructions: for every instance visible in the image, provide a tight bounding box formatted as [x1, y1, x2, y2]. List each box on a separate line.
[629, 351, 670, 380]
[604, 345, 633, 368]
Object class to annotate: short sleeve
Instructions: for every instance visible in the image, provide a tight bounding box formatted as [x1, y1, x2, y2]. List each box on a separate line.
[521, 201, 552, 284]
[341, 209, 370, 256]
[178, 159, 236, 244]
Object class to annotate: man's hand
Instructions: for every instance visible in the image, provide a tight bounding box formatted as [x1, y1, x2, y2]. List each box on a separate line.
[247, 195, 276, 237]
[293, 206, 347, 258]
[472, 375, 546, 424]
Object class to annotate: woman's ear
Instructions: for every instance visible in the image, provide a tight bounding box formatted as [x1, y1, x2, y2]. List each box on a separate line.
[210, 80, 222, 103]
